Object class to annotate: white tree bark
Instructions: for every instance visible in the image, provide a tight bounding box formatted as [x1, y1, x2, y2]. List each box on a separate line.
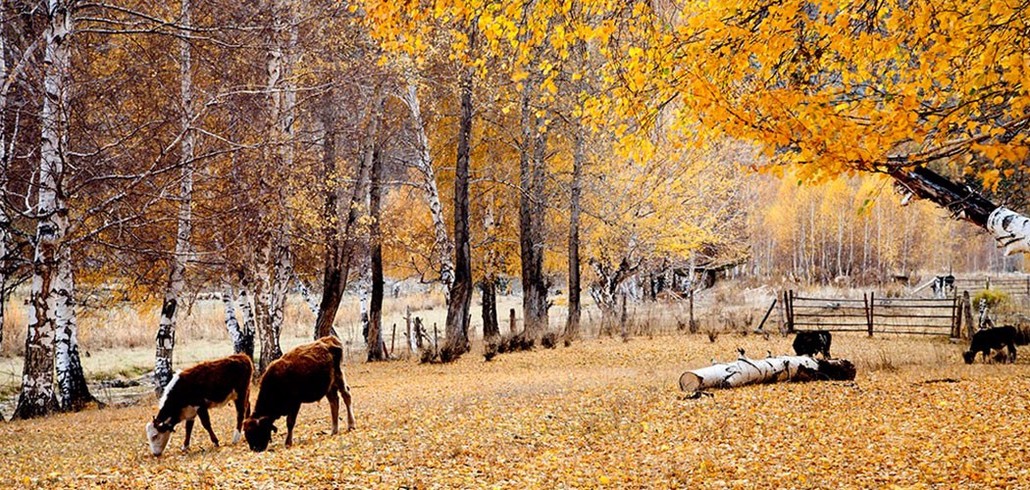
[0, 27, 8, 350]
[256, 0, 297, 372]
[54, 246, 96, 411]
[987, 207, 1030, 256]
[678, 355, 854, 392]
[294, 274, 319, 315]
[401, 79, 454, 291]
[236, 284, 256, 360]
[154, 0, 194, 394]
[14, 0, 71, 419]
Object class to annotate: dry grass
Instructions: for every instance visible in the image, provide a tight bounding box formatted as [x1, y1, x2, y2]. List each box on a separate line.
[1, 333, 1029, 488]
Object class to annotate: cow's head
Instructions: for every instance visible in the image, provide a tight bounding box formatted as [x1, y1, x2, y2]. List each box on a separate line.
[962, 351, 976, 364]
[243, 416, 278, 452]
[145, 417, 176, 456]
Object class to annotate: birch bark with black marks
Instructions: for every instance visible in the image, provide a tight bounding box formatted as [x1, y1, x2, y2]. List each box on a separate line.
[54, 247, 97, 411]
[255, 0, 297, 371]
[14, 0, 71, 419]
[890, 166, 1030, 255]
[589, 258, 637, 336]
[0, 23, 10, 350]
[154, 0, 194, 394]
[678, 354, 856, 393]
[440, 61, 474, 362]
[235, 276, 257, 360]
[367, 136, 387, 361]
[294, 274, 318, 315]
[401, 78, 454, 292]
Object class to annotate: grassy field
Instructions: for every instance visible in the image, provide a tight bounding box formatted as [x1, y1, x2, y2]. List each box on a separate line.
[2, 329, 1029, 489]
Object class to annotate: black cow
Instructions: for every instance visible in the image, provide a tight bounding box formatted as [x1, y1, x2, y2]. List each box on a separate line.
[793, 330, 832, 358]
[963, 326, 1017, 364]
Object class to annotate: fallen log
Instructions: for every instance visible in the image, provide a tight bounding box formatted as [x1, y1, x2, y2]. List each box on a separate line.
[678, 354, 856, 393]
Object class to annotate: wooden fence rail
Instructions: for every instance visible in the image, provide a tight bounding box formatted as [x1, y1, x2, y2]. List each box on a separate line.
[784, 290, 962, 337]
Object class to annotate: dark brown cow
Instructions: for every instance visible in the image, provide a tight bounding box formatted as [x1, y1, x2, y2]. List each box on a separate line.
[243, 336, 355, 451]
[145, 353, 253, 456]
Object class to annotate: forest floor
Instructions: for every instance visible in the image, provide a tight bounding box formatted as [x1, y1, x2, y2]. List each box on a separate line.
[3, 331, 1030, 489]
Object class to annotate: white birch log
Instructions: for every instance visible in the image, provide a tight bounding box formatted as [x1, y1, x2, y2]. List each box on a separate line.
[678, 355, 856, 393]
[987, 207, 1030, 256]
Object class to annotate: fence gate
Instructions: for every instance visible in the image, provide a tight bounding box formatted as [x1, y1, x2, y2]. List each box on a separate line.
[784, 290, 958, 337]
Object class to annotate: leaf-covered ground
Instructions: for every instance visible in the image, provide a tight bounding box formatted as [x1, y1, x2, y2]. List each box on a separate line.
[3, 334, 1029, 489]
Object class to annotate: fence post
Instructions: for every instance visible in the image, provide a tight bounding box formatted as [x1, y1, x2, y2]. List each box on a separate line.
[786, 290, 795, 333]
[962, 290, 975, 338]
[866, 292, 874, 337]
[950, 294, 959, 338]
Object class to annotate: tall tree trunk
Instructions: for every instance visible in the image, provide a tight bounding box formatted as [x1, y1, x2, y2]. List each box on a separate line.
[235, 274, 257, 360]
[481, 278, 499, 339]
[154, 0, 194, 393]
[14, 0, 71, 419]
[0, 23, 9, 351]
[519, 86, 549, 341]
[54, 247, 97, 411]
[256, 0, 297, 371]
[313, 101, 378, 339]
[402, 78, 454, 291]
[440, 63, 475, 362]
[223, 285, 245, 355]
[367, 134, 387, 361]
[890, 166, 1030, 255]
[564, 120, 584, 345]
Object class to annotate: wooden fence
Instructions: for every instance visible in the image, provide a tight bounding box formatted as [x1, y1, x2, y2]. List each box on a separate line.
[952, 274, 1030, 301]
[784, 290, 959, 337]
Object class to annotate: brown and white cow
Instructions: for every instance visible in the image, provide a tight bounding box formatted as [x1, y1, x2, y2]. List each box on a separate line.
[243, 336, 355, 451]
[145, 353, 253, 456]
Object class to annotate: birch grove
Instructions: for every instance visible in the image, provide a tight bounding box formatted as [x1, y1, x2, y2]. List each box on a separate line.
[0, 0, 1025, 423]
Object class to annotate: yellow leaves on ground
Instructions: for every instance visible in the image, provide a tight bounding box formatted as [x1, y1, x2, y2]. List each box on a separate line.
[3, 334, 1030, 488]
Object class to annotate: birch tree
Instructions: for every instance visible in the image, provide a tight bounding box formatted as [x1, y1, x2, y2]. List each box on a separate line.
[13, 0, 74, 419]
[154, 0, 195, 394]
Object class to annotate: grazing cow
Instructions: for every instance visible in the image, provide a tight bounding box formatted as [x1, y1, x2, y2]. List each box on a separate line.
[145, 353, 253, 456]
[963, 325, 1017, 364]
[792, 330, 832, 358]
[243, 336, 355, 451]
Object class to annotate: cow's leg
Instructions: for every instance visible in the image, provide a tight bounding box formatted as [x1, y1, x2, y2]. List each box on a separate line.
[182, 419, 195, 451]
[327, 388, 340, 435]
[198, 407, 219, 447]
[284, 406, 300, 448]
[232, 398, 246, 444]
[341, 381, 355, 431]
[1008, 343, 1018, 363]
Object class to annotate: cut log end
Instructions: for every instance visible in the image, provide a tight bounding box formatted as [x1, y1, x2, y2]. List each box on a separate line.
[678, 372, 702, 393]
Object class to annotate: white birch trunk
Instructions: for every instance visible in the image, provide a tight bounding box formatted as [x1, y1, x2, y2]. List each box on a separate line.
[295, 274, 319, 315]
[14, 0, 71, 418]
[678, 355, 855, 392]
[256, 0, 296, 372]
[154, 0, 194, 394]
[401, 79, 454, 291]
[223, 285, 242, 350]
[54, 246, 95, 411]
[0, 29, 7, 350]
[987, 208, 1030, 256]
[236, 285, 256, 360]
